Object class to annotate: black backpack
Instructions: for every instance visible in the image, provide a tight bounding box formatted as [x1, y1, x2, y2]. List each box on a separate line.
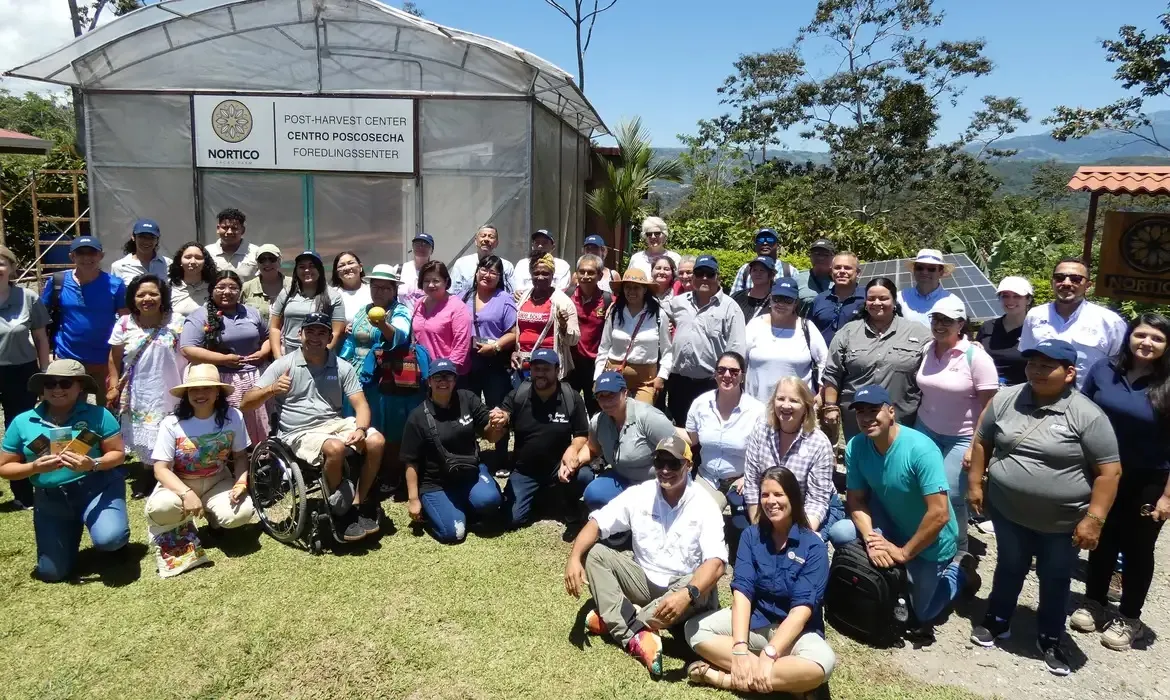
[824, 540, 910, 647]
[44, 271, 66, 354]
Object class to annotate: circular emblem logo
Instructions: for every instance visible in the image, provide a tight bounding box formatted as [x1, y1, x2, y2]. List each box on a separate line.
[211, 99, 253, 143]
[1120, 216, 1170, 274]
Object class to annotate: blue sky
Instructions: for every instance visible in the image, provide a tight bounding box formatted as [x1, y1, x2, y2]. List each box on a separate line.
[414, 0, 1170, 148]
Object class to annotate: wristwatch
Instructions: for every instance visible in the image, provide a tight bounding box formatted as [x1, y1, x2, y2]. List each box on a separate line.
[763, 645, 779, 660]
[686, 584, 701, 604]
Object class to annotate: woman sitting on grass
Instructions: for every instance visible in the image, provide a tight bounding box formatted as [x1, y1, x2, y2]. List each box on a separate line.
[685, 466, 834, 699]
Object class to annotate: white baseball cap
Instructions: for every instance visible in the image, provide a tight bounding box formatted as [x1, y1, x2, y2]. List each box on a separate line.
[996, 276, 1033, 296]
[929, 296, 968, 320]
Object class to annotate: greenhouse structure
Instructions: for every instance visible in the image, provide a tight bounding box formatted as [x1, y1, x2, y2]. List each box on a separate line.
[4, 0, 607, 265]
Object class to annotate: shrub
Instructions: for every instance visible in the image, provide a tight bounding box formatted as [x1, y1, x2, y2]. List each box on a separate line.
[676, 248, 811, 291]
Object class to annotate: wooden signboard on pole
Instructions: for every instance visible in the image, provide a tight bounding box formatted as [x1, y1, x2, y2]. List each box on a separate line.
[1098, 211, 1170, 302]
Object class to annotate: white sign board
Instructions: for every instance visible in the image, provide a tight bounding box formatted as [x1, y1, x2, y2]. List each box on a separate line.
[193, 95, 415, 173]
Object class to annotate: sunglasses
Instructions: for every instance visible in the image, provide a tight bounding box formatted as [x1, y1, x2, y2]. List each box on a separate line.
[756, 238, 777, 245]
[694, 269, 717, 279]
[1052, 273, 1086, 284]
[914, 265, 942, 273]
[715, 366, 741, 377]
[43, 378, 76, 390]
[771, 296, 797, 305]
[653, 457, 684, 472]
[257, 256, 280, 264]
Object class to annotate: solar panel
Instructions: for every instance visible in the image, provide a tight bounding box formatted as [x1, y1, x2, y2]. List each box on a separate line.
[858, 253, 1003, 323]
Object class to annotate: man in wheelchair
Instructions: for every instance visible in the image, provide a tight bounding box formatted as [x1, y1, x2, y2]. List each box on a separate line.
[242, 312, 386, 541]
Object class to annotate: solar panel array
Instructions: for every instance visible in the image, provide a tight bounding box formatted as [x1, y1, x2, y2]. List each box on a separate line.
[858, 253, 1003, 322]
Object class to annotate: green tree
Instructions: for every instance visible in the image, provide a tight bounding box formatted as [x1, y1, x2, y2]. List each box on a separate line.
[401, 1, 424, 16]
[717, 50, 804, 164]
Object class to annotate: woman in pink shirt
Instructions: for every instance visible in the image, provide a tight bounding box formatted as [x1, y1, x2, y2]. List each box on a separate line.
[914, 296, 999, 560]
[412, 261, 473, 380]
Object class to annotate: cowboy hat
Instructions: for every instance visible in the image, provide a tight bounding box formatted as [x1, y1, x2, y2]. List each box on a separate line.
[169, 363, 234, 398]
[612, 267, 659, 295]
[904, 249, 955, 276]
[28, 359, 99, 396]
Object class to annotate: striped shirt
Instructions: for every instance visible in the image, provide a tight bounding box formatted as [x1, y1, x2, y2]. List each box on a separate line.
[743, 417, 836, 527]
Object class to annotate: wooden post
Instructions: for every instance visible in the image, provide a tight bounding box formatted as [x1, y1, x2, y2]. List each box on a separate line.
[1082, 191, 1100, 264]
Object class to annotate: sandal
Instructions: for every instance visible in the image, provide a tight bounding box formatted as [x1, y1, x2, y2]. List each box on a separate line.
[685, 660, 733, 689]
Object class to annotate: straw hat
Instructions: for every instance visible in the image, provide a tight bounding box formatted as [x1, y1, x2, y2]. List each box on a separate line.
[612, 267, 659, 295]
[28, 359, 99, 395]
[169, 363, 234, 398]
[904, 249, 956, 276]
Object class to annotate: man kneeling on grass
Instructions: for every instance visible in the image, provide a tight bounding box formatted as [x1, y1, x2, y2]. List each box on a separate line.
[563, 435, 727, 678]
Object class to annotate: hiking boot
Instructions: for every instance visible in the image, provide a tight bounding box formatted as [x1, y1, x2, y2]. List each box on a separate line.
[971, 615, 1011, 647]
[1101, 616, 1145, 651]
[584, 609, 608, 636]
[626, 630, 663, 678]
[1107, 572, 1123, 603]
[1037, 637, 1071, 676]
[1069, 598, 1104, 633]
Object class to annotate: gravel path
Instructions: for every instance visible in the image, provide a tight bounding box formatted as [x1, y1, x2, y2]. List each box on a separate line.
[890, 525, 1170, 699]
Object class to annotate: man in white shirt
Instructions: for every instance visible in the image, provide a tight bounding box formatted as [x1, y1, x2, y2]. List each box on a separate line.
[513, 229, 571, 292]
[1018, 257, 1127, 389]
[563, 436, 727, 678]
[204, 208, 260, 281]
[896, 249, 961, 326]
[449, 225, 516, 297]
[627, 216, 682, 277]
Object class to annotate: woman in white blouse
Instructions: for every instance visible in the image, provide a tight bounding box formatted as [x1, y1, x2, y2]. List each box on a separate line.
[594, 268, 673, 404]
[330, 251, 372, 327]
[685, 351, 764, 521]
[168, 241, 217, 319]
[745, 276, 828, 404]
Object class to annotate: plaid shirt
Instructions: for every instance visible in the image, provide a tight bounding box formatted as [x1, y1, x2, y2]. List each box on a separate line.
[743, 416, 836, 527]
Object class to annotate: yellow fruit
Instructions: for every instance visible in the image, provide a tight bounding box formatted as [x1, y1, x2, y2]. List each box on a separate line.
[367, 306, 386, 323]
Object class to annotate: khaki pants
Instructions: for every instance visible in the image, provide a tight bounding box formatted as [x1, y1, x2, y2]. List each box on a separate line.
[685, 608, 837, 678]
[285, 417, 359, 465]
[584, 543, 717, 646]
[144, 471, 255, 530]
[604, 360, 659, 404]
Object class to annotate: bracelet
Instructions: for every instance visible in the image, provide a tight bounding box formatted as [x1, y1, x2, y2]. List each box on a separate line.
[1085, 512, 1106, 525]
[732, 641, 748, 647]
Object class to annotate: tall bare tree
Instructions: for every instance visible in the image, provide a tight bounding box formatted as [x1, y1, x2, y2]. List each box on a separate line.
[65, 0, 143, 155]
[542, 0, 619, 91]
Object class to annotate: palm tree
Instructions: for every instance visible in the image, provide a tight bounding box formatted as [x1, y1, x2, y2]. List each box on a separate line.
[586, 117, 684, 260]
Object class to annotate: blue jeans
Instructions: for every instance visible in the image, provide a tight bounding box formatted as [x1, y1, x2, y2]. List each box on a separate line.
[986, 507, 1078, 640]
[418, 464, 503, 544]
[914, 420, 971, 558]
[33, 469, 130, 582]
[580, 469, 635, 512]
[827, 497, 965, 623]
[504, 467, 595, 527]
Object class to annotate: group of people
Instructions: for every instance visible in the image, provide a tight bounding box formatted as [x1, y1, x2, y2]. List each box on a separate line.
[1, 212, 1167, 691]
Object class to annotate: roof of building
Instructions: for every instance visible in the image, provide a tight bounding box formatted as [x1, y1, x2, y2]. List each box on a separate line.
[1066, 165, 1170, 196]
[0, 129, 53, 156]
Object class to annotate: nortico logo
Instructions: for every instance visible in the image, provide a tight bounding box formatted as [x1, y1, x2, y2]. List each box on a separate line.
[207, 149, 261, 159]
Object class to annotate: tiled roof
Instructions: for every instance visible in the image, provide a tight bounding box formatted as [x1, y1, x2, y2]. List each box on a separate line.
[1067, 166, 1170, 196]
[0, 128, 52, 155]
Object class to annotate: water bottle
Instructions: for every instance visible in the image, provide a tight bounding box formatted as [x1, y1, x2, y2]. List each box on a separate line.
[893, 597, 909, 623]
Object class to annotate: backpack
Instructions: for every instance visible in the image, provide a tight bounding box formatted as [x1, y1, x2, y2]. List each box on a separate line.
[44, 271, 66, 354]
[824, 540, 910, 647]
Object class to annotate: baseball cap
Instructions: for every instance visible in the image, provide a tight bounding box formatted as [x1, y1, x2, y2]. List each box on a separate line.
[301, 312, 333, 331]
[997, 276, 1034, 297]
[929, 296, 968, 321]
[583, 234, 605, 248]
[69, 236, 102, 253]
[748, 256, 776, 272]
[413, 233, 435, 248]
[295, 250, 321, 263]
[770, 276, 799, 299]
[754, 228, 778, 243]
[255, 243, 282, 260]
[428, 358, 458, 377]
[594, 371, 626, 394]
[852, 385, 892, 407]
[530, 348, 560, 366]
[1023, 339, 1078, 365]
[694, 255, 719, 273]
[654, 435, 693, 462]
[810, 238, 835, 254]
[531, 229, 554, 241]
[132, 218, 160, 236]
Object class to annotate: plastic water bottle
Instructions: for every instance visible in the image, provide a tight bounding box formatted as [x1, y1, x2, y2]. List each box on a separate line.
[893, 597, 909, 623]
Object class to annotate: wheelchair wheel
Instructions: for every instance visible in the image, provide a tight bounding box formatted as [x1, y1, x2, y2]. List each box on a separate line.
[248, 439, 308, 544]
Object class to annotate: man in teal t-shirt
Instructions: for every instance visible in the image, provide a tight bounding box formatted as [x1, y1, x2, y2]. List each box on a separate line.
[826, 385, 977, 633]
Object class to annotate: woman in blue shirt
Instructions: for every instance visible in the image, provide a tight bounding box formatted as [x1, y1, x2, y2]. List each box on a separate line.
[685, 466, 835, 697]
[1075, 313, 1170, 651]
[0, 360, 128, 582]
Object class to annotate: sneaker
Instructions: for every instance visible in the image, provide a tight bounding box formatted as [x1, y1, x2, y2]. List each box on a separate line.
[358, 511, 381, 536]
[584, 609, 608, 636]
[1107, 572, 1123, 603]
[1101, 616, 1144, 651]
[971, 615, 1011, 647]
[626, 630, 663, 678]
[1037, 637, 1071, 676]
[1069, 598, 1104, 633]
[343, 518, 373, 542]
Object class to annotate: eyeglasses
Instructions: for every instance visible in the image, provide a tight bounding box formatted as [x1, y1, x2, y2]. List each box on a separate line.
[1052, 273, 1086, 284]
[478, 269, 500, 278]
[43, 378, 76, 390]
[715, 366, 742, 377]
[694, 269, 716, 279]
[653, 457, 684, 472]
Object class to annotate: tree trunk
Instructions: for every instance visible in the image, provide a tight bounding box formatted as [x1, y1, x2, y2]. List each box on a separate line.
[575, 4, 586, 90]
[67, 0, 86, 157]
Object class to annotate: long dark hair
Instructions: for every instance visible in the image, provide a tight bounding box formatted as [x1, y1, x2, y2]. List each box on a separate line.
[203, 270, 243, 353]
[122, 234, 159, 256]
[718, 350, 747, 390]
[291, 252, 330, 310]
[856, 276, 902, 322]
[175, 390, 231, 429]
[756, 466, 810, 533]
[168, 241, 217, 286]
[1118, 312, 1170, 419]
[125, 274, 172, 315]
[463, 254, 507, 301]
[612, 281, 661, 324]
[330, 250, 364, 289]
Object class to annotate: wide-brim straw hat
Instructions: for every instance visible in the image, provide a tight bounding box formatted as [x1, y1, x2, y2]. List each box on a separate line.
[904, 248, 955, 276]
[612, 267, 659, 295]
[169, 363, 233, 398]
[28, 359, 99, 395]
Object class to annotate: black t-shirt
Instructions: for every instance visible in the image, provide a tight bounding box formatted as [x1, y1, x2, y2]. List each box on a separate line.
[400, 389, 490, 493]
[501, 382, 590, 478]
[976, 316, 1025, 386]
[731, 290, 770, 323]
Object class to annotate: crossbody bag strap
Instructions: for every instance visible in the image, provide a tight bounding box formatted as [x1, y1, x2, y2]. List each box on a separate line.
[801, 318, 820, 393]
[616, 310, 650, 373]
[118, 321, 168, 415]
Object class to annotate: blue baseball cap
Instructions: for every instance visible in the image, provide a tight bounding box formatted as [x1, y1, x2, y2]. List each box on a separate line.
[583, 234, 605, 248]
[749, 256, 776, 272]
[755, 228, 778, 243]
[770, 276, 799, 299]
[132, 218, 160, 236]
[694, 255, 719, 273]
[530, 348, 560, 366]
[295, 250, 321, 263]
[593, 371, 626, 395]
[413, 233, 435, 248]
[531, 228, 554, 241]
[428, 358, 458, 377]
[852, 385, 892, 407]
[69, 236, 102, 253]
[1023, 339, 1078, 365]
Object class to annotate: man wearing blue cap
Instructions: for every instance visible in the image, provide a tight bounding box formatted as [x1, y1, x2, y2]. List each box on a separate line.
[667, 254, 747, 426]
[730, 229, 799, 296]
[487, 349, 592, 527]
[111, 218, 171, 285]
[450, 225, 516, 298]
[206, 208, 260, 281]
[40, 236, 128, 407]
[826, 384, 977, 638]
[578, 234, 620, 292]
[513, 229, 571, 293]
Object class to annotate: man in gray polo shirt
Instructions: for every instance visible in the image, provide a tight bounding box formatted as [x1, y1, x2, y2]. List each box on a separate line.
[242, 312, 386, 541]
[667, 255, 747, 427]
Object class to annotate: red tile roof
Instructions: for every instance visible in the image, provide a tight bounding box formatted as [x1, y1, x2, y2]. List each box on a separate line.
[1067, 166, 1170, 196]
[0, 128, 53, 155]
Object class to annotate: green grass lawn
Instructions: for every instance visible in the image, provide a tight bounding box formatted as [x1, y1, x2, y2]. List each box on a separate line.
[0, 492, 985, 700]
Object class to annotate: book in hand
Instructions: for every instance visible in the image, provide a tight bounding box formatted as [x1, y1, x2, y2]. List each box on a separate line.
[43, 428, 100, 458]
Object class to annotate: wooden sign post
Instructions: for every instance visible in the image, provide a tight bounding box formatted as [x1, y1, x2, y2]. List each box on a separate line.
[1097, 211, 1170, 302]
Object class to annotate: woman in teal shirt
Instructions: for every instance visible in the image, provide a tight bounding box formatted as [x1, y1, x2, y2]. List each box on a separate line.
[0, 360, 128, 582]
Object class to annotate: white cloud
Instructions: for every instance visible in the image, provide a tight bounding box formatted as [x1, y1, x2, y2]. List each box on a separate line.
[0, 0, 116, 96]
